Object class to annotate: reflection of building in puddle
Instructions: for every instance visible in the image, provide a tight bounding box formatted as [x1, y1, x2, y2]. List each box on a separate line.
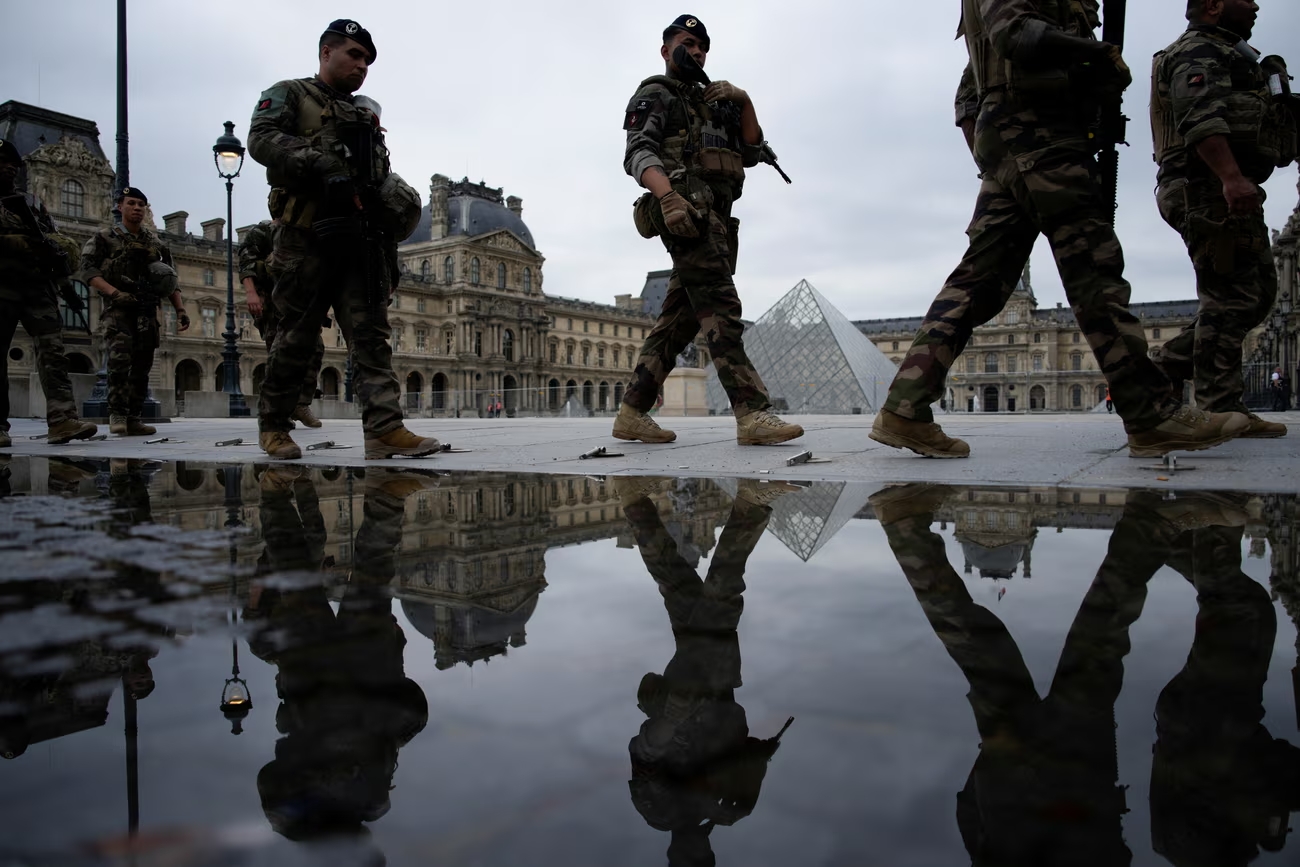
[717, 479, 874, 562]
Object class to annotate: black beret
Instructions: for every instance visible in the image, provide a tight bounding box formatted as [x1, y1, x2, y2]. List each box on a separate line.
[322, 19, 377, 64]
[0, 138, 21, 165]
[663, 14, 709, 52]
[116, 187, 148, 204]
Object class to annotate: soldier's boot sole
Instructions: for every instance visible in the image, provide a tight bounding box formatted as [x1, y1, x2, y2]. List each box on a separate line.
[1127, 429, 1241, 458]
[868, 427, 969, 459]
[612, 429, 677, 444]
[47, 421, 99, 445]
[737, 425, 804, 446]
[364, 436, 442, 460]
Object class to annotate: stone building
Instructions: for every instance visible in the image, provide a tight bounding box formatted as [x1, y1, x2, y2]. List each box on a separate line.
[855, 268, 1197, 413]
[2, 101, 656, 419]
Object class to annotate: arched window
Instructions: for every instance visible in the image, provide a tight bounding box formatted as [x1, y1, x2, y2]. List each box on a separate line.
[523, 267, 533, 293]
[1005, 309, 1020, 325]
[443, 256, 454, 284]
[1030, 385, 1046, 410]
[1071, 352, 1083, 371]
[470, 257, 481, 285]
[420, 259, 430, 279]
[503, 329, 515, 361]
[497, 262, 507, 289]
[1071, 385, 1083, 408]
[984, 353, 999, 374]
[60, 179, 85, 217]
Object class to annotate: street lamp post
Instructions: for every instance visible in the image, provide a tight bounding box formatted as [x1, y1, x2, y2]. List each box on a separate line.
[213, 121, 250, 418]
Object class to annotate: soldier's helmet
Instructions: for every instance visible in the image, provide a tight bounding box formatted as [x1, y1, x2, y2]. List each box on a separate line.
[378, 173, 422, 242]
[143, 261, 179, 299]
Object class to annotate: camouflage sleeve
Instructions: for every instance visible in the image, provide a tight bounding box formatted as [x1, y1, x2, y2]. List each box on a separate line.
[954, 63, 980, 125]
[1163, 43, 1236, 148]
[237, 223, 270, 280]
[247, 80, 329, 184]
[978, 0, 1068, 66]
[623, 83, 674, 185]
[77, 231, 113, 284]
[159, 243, 173, 269]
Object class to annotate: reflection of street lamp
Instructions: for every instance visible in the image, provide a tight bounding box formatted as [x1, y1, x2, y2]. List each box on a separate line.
[213, 121, 250, 417]
[220, 463, 250, 733]
[220, 645, 252, 735]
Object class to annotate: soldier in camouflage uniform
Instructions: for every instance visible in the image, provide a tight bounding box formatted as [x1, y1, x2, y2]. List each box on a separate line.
[615, 15, 803, 447]
[238, 219, 323, 428]
[80, 187, 190, 436]
[870, 0, 1250, 459]
[0, 139, 97, 446]
[1150, 0, 1297, 439]
[247, 19, 436, 460]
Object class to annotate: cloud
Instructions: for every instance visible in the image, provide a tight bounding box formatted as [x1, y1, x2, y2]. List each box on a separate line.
[4, 0, 1297, 319]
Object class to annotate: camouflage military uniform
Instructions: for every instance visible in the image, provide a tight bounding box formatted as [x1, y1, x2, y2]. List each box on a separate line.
[79, 226, 171, 420]
[1150, 26, 1298, 413]
[248, 76, 404, 437]
[884, 0, 1177, 434]
[237, 220, 323, 410]
[0, 193, 81, 433]
[621, 73, 772, 419]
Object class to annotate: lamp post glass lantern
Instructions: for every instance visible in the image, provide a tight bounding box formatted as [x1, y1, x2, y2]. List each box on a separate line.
[213, 121, 250, 417]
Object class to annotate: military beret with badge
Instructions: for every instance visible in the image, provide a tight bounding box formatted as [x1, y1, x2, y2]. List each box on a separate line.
[663, 14, 709, 52]
[116, 186, 148, 204]
[322, 18, 377, 64]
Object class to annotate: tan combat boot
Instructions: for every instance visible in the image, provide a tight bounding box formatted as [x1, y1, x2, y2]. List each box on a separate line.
[735, 478, 802, 509]
[613, 475, 671, 504]
[291, 404, 323, 429]
[259, 430, 303, 460]
[1237, 412, 1287, 439]
[109, 414, 128, 435]
[0, 429, 10, 448]
[258, 465, 303, 492]
[869, 410, 970, 458]
[736, 409, 804, 445]
[1127, 407, 1250, 457]
[47, 419, 98, 445]
[868, 483, 957, 525]
[612, 404, 677, 443]
[366, 468, 442, 499]
[365, 426, 441, 459]
[125, 418, 157, 436]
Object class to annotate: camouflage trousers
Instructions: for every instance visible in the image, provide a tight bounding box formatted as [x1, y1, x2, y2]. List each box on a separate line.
[0, 286, 78, 430]
[258, 225, 402, 436]
[624, 205, 770, 419]
[1153, 177, 1277, 413]
[884, 94, 1175, 433]
[103, 304, 160, 419]
[256, 299, 324, 409]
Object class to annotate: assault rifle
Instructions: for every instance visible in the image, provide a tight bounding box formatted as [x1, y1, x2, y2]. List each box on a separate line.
[672, 45, 792, 184]
[0, 194, 89, 331]
[1096, 0, 1128, 226]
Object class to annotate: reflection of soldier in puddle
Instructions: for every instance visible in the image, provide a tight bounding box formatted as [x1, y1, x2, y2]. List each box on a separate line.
[618, 477, 795, 866]
[255, 465, 330, 573]
[872, 485, 1254, 867]
[246, 468, 431, 849]
[1151, 525, 1300, 866]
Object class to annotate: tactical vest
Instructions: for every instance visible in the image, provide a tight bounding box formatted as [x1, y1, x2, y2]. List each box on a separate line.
[101, 228, 166, 305]
[1151, 30, 1297, 178]
[962, 0, 1100, 100]
[640, 75, 748, 204]
[268, 78, 389, 228]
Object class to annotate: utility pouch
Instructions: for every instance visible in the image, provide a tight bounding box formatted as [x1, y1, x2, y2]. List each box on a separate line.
[677, 174, 715, 218]
[280, 194, 317, 229]
[695, 148, 747, 182]
[1009, 66, 1074, 102]
[267, 187, 288, 220]
[632, 192, 660, 239]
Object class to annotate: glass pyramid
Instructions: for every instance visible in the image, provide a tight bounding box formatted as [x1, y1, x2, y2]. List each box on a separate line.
[705, 279, 900, 415]
[716, 479, 874, 562]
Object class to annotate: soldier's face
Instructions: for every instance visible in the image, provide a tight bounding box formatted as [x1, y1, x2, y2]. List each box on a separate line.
[662, 32, 707, 71]
[321, 39, 370, 94]
[119, 196, 146, 227]
[1216, 0, 1259, 38]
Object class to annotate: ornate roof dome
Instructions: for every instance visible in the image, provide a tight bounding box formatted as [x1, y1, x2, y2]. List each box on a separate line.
[406, 176, 536, 249]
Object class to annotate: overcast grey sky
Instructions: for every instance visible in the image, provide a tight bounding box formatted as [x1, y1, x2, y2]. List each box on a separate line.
[4, 0, 1297, 320]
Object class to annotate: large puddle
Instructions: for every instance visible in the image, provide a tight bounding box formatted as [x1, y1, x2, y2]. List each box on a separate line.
[1, 456, 1298, 866]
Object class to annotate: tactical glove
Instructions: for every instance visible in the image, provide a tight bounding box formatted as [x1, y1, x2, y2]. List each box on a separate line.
[1105, 44, 1132, 91]
[659, 191, 701, 238]
[113, 291, 138, 306]
[702, 81, 749, 106]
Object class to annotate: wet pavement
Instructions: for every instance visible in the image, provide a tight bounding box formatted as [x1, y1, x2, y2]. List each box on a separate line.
[1, 455, 1299, 866]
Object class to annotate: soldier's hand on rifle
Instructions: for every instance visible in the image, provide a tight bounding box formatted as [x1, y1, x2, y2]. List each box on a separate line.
[659, 190, 701, 238]
[702, 81, 749, 106]
[1103, 44, 1132, 89]
[177, 311, 191, 332]
[112, 290, 138, 306]
[246, 286, 264, 318]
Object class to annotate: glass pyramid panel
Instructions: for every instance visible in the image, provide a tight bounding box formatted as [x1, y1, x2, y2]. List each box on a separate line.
[715, 480, 874, 562]
[706, 280, 900, 414]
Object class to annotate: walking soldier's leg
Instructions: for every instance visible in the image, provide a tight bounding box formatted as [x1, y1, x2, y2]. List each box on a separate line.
[884, 177, 1038, 423]
[18, 291, 79, 425]
[300, 331, 325, 408]
[259, 227, 332, 434]
[334, 269, 403, 438]
[624, 271, 701, 414]
[127, 316, 159, 420]
[0, 298, 19, 432]
[104, 310, 134, 419]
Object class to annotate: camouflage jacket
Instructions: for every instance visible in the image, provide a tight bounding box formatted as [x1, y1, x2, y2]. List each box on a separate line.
[960, 0, 1102, 102]
[248, 76, 390, 227]
[0, 192, 70, 297]
[237, 220, 274, 289]
[1151, 25, 1298, 184]
[955, 63, 981, 126]
[78, 225, 173, 309]
[623, 72, 764, 205]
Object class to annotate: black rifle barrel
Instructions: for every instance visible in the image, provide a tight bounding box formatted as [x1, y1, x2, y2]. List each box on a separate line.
[1098, 0, 1129, 226]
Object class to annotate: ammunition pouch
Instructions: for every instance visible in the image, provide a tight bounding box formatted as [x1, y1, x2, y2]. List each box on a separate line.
[694, 147, 746, 182]
[632, 192, 660, 239]
[1008, 66, 1074, 103]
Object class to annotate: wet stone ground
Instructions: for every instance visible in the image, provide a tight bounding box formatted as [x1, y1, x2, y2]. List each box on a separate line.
[1, 454, 1299, 866]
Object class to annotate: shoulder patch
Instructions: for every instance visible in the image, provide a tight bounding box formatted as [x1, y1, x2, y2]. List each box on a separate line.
[255, 85, 288, 114]
[624, 98, 653, 131]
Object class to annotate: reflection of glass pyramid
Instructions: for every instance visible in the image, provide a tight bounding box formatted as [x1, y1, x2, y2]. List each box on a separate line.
[706, 279, 900, 414]
[717, 479, 874, 562]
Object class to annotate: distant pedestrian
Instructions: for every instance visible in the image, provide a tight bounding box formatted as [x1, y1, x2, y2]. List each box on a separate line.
[1105, 388, 1113, 414]
[1272, 367, 1287, 412]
